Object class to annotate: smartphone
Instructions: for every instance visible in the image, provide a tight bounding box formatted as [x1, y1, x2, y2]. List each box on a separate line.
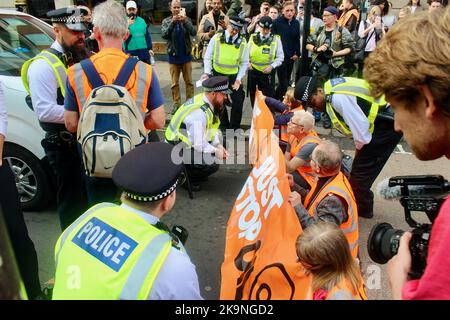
[218, 15, 224, 21]
[180, 7, 186, 17]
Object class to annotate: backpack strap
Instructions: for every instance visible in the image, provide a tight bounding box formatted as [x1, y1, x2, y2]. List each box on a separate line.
[80, 58, 105, 88]
[114, 57, 139, 87]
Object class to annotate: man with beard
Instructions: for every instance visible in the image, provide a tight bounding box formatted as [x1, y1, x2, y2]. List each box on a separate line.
[21, 7, 89, 231]
[165, 76, 230, 191]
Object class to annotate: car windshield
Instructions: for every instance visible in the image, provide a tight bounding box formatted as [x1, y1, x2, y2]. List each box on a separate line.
[0, 14, 54, 76]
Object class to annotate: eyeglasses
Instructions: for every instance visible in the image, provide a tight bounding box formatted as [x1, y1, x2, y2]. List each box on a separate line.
[288, 119, 303, 127]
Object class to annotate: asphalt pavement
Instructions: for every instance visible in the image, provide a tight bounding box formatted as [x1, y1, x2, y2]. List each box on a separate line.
[22, 61, 450, 300]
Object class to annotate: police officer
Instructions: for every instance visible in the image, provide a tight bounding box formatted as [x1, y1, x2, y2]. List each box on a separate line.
[202, 16, 249, 131]
[52, 142, 203, 300]
[165, 76, 230, 191]
[21, 7, 88, 230]
[294, 76, 402, 219]
[248, 16, 284, 108]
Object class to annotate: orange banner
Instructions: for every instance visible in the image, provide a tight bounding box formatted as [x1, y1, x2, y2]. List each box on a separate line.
[220, 91, 311, 300]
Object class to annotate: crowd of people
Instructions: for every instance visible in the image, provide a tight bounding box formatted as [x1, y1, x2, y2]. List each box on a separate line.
[0, 0, 449, 301]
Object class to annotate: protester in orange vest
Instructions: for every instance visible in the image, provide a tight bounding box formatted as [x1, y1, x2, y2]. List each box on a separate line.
[338, 0, 360, 34]
[288, 140, 359, 258]
[284, 110, 321, 189]
[296, 222, 367, 300]
[64, 1, 165, 206]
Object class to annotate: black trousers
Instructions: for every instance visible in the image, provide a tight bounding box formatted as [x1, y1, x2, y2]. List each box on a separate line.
[248, 69, 275, 108]
[182, 148, 220, 185]
[213, 70, 245, 130]
[0, 162, 42, 299]
[275, 59, 295, 100]
[349, 117, 403, 217]
[42, 134, 87, 230]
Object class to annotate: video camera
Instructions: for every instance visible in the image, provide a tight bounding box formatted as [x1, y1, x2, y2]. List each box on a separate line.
[368, 175, 450, 279]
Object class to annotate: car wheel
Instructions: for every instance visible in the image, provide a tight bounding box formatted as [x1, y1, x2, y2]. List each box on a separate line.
[3, 144, 51, 211]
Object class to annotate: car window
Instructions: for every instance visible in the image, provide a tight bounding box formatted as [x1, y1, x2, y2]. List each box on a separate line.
[0, 14, 54, 76]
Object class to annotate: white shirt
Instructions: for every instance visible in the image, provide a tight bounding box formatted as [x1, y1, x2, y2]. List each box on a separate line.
[27, 41, 65, 124]
[184, 95, 221, 154]
[358, 20, 377, 52]
[204, 30, 250, 81]
[0, 81, 7, 138]
[331, 94, 372, 150]
[253, 32, 284, 69]
[120, 203, 203, 300]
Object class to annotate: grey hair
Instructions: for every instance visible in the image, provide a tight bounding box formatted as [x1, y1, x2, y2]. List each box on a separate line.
[92, 0, 128, 38]
[312, 140, 342, 175]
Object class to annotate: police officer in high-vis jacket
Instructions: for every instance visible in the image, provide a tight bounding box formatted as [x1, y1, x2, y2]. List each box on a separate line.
[247, 16, 284, 108]
[21, 7, 88, 230]
[52, 142, 203, 300]
[165, 76, 230, 191]
[202, 16, 249, 131]
[294, 76, 402, 219]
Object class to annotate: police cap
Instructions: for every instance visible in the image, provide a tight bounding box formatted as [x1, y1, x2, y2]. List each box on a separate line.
[229, 16, 245, 30]
[47, 7, 88, 32]
[294, 76, 319, 106]
[112, 142, 184, 202]
[202, 76, 232, 94]
[258, 16, 273, 29]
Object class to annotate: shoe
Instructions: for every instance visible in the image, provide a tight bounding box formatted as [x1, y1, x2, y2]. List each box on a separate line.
[358, 211, 374, 219]
[182, 181, 201, 192]
[313, 111, 321, 122]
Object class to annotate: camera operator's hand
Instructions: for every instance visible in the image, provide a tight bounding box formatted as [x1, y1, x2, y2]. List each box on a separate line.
[387, 232, 412, 300]
[316, 44, 329, 53]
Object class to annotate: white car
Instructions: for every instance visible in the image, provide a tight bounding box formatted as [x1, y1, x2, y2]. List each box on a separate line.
[1, 9, 56, 210]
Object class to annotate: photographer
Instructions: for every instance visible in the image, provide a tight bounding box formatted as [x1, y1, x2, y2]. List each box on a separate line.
[306, 6, 354, 82]
[364, 7, 450, 299]
[123, 1, 154, 64]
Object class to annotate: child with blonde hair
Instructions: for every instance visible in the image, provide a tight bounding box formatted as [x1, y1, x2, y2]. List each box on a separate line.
[296, 222, 367, 300]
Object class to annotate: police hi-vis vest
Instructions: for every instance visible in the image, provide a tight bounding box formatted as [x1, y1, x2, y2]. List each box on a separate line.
[288, 131, 321, 187]
[324, 77, 387, 137]
[248, 33, 279, 72]
[212, 31, 247, 75]
[165, 93, 220, 147]
[21, 49, 67, 97]
[303, 171, 359, 258]
[52, 203, 177, 300]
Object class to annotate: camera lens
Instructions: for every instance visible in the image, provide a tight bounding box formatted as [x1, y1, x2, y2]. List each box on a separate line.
[367, 223, 405, 264]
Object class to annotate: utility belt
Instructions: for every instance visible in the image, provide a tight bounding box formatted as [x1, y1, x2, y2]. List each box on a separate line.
[40, 122, 76, 149]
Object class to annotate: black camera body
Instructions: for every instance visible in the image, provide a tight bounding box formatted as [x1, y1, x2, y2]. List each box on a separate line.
[368, 175, 450, 279]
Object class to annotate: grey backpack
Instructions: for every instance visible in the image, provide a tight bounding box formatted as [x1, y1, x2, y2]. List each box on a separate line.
[77, 57, 147, 178]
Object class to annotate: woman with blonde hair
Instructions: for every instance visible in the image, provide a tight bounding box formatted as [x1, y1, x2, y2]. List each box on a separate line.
[296, 222, 367, 300]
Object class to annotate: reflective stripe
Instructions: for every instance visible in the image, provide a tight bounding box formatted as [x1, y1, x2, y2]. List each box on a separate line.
[250, 35, 277, 69]
[322, 185, 358, 251]
[119, 233, 172, 300]
[213, 36, 245, 71]
[326, 101, 352, 136]
[55, 202, 116, 267]
[41, 51, 68, 97]
[74, 63, 86, 108]
[135, 61, 148, 111]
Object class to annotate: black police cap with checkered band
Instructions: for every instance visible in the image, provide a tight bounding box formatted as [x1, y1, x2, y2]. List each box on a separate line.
[112, 142, 184, 202]
[47, 7, 88, 32]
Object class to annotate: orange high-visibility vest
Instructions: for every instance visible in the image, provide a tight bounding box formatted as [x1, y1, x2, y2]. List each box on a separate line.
[67, 48, 152, 113]
[303, 172, 359, 258]
[288, 130, 321, 187]
[338, 8, 360, 29]
[279, 106, 304, 143]
[320, 277, 367, 300]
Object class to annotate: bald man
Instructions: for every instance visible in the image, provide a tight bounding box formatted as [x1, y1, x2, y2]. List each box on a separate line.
[285, 110, 322, 189]
[288, 140, 359, 257]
